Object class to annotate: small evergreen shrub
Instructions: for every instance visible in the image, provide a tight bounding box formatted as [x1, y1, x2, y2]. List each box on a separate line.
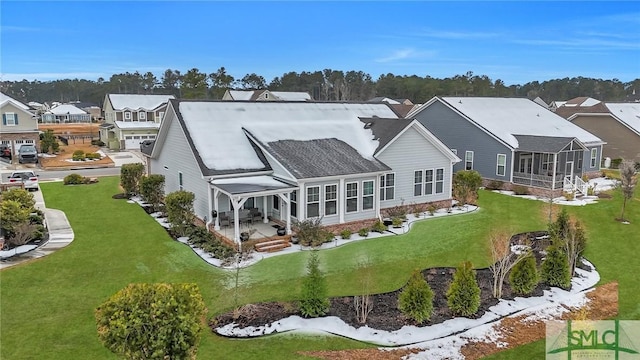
[427, 204, 437, 216]
[340, 229, 352, 239]
[64, 173, 86, 185]
[486, 180, 504, 190]
[371, 220, 387, 233]
[392, 217, 403, 228]
[563, 191, 575, 201]
[509, 253, 539, 295]
[358, 228, 369, 237]
[398, 270, 434, 324]
[512, 185, 530, 195]
[299, 251, 329, 318]
[610, 158, 622, 169]
[541, 246, 571, 289]
[85, 152, 101, 160]
[446, 261, 481, 317]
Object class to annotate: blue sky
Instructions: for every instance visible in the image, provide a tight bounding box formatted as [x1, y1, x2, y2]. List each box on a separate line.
[1, 1, 638, 85]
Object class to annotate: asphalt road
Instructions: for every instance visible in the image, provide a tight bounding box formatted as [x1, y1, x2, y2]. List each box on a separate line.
[1, 166, 121, 183]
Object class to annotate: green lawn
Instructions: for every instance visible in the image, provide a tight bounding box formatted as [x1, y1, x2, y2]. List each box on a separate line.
[0, 176, 636, 359]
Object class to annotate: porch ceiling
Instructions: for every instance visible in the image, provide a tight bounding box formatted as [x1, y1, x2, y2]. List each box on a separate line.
[514, 135, 585, 153]
[210, 175, 296, 196]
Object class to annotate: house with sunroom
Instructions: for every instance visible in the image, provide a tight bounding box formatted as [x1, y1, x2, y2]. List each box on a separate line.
[0, 92, 40, 158]
[408, 97, 605, 195]
[148, 100, 459, 247]
[101, 94, 175, 150]
[222, 90, 312, 101]
[41, 103, 91, 123]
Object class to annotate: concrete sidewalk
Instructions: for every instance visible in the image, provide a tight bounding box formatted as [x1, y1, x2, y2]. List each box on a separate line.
[0, 189, 74, 270]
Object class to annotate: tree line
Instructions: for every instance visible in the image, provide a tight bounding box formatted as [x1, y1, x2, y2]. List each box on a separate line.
[1, 67, 638, 106]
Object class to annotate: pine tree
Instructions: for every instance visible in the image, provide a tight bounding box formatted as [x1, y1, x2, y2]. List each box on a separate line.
[541, 246, 571, 289]
[299, 250, 329, 317]
[447, 261, 481, 317]
[509, 252, 539, 295]
[398, 270, 434, 324]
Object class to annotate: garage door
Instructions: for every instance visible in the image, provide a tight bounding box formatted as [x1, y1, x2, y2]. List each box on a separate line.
[124, 135, 156, 150]
[13, 139, 35, 155]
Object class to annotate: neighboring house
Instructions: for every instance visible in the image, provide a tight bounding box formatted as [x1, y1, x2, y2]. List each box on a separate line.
[222, 90, 312, 101]
[368, 97, 414, 106]
[555, 100, 640, 162]
[149, 100, 458, 245]
[101, 94, 175, 150]
[0, 92, 40, 157]
[41, 104, 91, 123]
[408, 97, 605, 194]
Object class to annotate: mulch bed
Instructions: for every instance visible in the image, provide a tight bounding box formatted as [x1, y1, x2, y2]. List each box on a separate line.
[211, 231, 553, 332]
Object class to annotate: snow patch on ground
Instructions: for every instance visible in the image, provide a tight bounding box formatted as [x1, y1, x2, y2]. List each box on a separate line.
[492, 177, 618, 206]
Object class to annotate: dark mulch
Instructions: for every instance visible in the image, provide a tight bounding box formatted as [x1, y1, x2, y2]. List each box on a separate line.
[211, 231, 558, 334]
[111, 193, 128, 199]
[597, 193, 612, 199]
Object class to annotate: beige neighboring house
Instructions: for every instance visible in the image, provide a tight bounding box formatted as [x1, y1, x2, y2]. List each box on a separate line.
[0, 92, 40, 158]
[555, 98, 640, 162]
[101, 94, 175, 150]
[222, 90, 312, 101]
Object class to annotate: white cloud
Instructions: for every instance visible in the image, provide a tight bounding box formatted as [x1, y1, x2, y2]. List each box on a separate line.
[375, 48, 437, 63]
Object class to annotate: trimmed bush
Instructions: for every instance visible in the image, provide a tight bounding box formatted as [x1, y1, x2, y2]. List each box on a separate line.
[512, 185, 530, 195]
[85, 152, 101, 160]
[95, 283, 207, 360]
[398, 270, 434, 324]
[64, 173, 86, 185]
[299, 250, 329, 318]
[165, 190, 196, 237]
[340, 229, 352, 239]
[371, 220, 387, 233]
[485, 180, 504, 190]
[446, 261, 481, 317]
[453, 170, 483, 205]
[140, 174, 165, 212]
[120, 163, 145, 196]
[509, 253, 539, 295]
[293, 218, 333, 247]
[541, 246, 571, 289]
[358, 228, 369, 237]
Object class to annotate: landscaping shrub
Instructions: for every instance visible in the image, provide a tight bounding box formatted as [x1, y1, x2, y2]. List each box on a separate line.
[541, 246, 571, 289]
[293, 218, 333, 247]
[95, 283, 207, 360]
[165, 190, 196, 237]
[40, 129, 60, 154]
[91, 139, 106, 146]
[0, 200, 30, 235]
[610, 158, 622, 169]
[340, 229, 352, 240]
[371, 220, 387, 233]
[383, 204, 407, 220]
[453, 170, 483, 205]
[85, 152, 101, 160]
[358, 228, 369, 237]
[64, 173, 86, 185]
[140, 174, 165, 212]
[392, 217, 403, 228]
[427, 204, 437, 216]
[485, 180, 504, 191]
[563, 191, 575, 201]
[398, 270, 434, 324]
[509, 252, 539, 295]
[299, 250, 329, 318]
[512, 185, 530, 195]
[446, 261, 481, 317]
[1, 188, 35, 210]
[120, 163, 145, 196]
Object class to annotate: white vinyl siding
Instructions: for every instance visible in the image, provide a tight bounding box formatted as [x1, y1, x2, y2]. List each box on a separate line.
[496, 154, 506, 176]
[346, 182, 358, 213]
[590, 148, 597, 168]
[306, 186, 320, 218]
[324, 184, 337, 216]
[465, 151, 474, 170]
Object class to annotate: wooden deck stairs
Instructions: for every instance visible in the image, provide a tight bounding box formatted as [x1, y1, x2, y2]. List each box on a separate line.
[254, 238, 291, 253]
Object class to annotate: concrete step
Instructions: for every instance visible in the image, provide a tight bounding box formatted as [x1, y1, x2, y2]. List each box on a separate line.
[256, 243, 291, 253]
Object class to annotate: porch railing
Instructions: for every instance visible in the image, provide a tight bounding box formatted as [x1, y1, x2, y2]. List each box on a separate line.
[512, 172, 563, 189]
[574, 176, 589, 194]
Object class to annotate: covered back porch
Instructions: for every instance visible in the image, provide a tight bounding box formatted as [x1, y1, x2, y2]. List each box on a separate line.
[207, 175, 297, 251]
[511, 136, 587, 191]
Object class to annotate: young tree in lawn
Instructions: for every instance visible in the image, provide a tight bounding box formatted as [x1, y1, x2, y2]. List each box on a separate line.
[299, 250, 329, 318]
[120, 163, 145, 196]
[139, 174, 165, 212]
[398, 269, 434, 324]
[541, 245, 571, 289]
[509, 252, 539, 295]
[39, 129, 60, 154]
[353, 258, 375, 324]
[488, 230, 525, 298]
[95, 283, 207, 360]
[165, 190, 196, 237]
[618, 160, 638, 222]
[563, 218, 587, 277]
[447, 261, 481, 317]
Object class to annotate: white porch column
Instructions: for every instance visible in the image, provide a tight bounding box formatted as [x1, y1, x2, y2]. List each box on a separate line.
[278, 193, 292, 235]
[338, 178, 345, 223]
[230, 196, 248, 251]
[213, 188, 220, 230]
[262, 195, 268, 223]
[551, 153, 558, 190]
[374, 176, 381, 220]
[298, 182, 306, 221]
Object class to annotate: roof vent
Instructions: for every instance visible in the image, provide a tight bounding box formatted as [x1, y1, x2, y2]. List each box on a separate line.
[364, 122, 373, 129]
[459, 100, 462, 104]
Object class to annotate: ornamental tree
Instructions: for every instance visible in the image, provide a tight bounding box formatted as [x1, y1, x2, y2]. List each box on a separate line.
[95, 283, 207, 360]
[299, 250, 329, 318]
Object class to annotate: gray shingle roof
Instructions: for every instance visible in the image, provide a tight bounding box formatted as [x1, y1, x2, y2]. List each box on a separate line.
[513, 135, 584, 153]
[263, 138, 390, 179]
[359, 117, 412, 153]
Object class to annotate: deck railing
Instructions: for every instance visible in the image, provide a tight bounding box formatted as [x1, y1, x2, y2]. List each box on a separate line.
[512, 172, 562, 189]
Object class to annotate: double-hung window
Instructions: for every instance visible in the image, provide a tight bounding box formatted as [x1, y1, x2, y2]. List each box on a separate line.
[496, 154, 506, 176]
[414, 170, 423, 196]
[124, 111, 131, 121]
[425, 170, 434, 195]
[362, 180, 374, 210]
[346, 182, 358, 213]
[138, 111, 146, 121]
[324, 184, 337, 216]
[3, 112, 17, 126]
[435, 168, 444, 194]
[306, 186, 320, 218]
[379, 173, 395, 200]
[465, 151, 474, 170]
[590, 148, 597, 168]
[156, 111, 164, 122]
